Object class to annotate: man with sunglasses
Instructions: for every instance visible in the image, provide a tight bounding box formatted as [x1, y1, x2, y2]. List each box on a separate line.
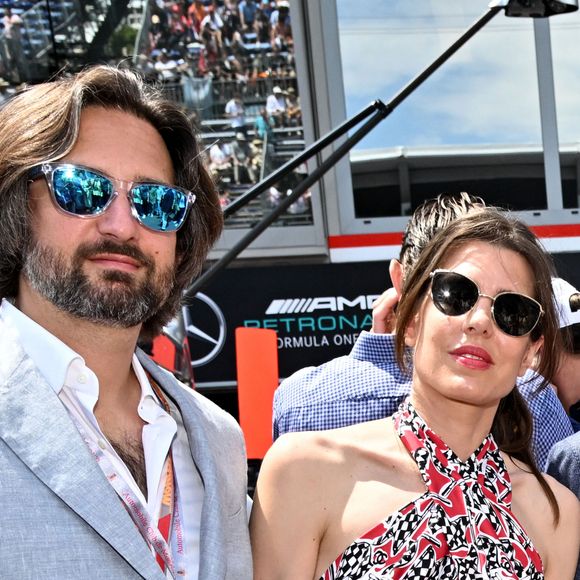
[549, 278, 580, 432]
[545, 279, 580, 580]
[0, 66, 252, 579]
[273, 193, 573, 469]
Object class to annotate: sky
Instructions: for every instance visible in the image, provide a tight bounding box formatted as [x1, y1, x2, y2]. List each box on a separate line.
[336, 0, 580, 151]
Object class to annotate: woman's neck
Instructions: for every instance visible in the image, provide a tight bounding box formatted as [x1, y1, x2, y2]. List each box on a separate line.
[409, 389, 498, 461]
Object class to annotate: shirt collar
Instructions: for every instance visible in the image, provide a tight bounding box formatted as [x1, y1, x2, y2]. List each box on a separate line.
[0, 298, 83, 395]
[0, 299, 169, 422]
[133, 353, 172, 424]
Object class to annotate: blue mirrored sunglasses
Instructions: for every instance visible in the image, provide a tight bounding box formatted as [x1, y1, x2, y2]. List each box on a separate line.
[28, 163, 196, 233]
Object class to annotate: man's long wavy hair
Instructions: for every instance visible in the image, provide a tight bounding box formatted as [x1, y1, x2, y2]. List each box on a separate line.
[0, 65, 223, 338]
[395, 208, 562, 523]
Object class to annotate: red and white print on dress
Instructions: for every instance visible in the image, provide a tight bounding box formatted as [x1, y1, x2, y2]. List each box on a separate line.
[321, 400, 544, 579]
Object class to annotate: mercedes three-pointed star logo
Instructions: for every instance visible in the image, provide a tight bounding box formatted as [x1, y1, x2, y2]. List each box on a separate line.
[183, 292, 227, 367]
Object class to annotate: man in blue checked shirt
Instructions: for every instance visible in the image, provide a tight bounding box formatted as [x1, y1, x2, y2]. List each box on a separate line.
[273, 193, 574, 469]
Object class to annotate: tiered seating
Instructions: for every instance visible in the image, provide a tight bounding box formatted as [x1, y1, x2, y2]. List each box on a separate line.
[0, 0, 312, 229]
[0, 0, 120, 81]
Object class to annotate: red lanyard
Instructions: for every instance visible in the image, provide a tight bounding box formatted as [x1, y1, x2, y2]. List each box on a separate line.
[68, 376, 182, 577]
[149, 378, 176, 573]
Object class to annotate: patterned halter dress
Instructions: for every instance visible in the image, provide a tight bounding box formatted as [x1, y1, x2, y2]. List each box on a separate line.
[321, 401, 544, 579]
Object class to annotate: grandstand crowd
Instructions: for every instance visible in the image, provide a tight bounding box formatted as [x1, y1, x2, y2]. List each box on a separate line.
[0, 0, 312, 224]
[138, 0, 295, 92]
[133, 0, 309, 220]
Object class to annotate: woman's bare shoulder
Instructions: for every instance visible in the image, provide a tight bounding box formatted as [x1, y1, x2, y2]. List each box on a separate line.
[502, 455, 558, 537]
[539, 472, 580, 524]
[267, 418, 399, 467]
[503, 453, 580, 577]
[505, 454, 577, 512]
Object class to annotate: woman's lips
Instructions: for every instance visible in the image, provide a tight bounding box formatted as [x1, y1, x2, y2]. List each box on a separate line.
[450, 345, 493, 370]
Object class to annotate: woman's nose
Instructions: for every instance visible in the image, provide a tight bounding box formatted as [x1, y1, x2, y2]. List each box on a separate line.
[463, 295, 494, 335]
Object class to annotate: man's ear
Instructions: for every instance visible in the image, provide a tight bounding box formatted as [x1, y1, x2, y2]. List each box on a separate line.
[518, 336, 544, 377]
[389, 259, 404, 296]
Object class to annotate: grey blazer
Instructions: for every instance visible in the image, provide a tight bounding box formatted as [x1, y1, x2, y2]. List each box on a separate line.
[0, 318, 252, 579]
[545, 431, 580, 580]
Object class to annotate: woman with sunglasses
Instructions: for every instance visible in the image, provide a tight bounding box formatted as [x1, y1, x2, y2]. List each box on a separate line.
[250, 208, 580, 579]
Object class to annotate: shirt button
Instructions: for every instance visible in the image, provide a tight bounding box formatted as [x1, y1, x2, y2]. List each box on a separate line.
[77, 374, 87, 384]
[98, 439, 107, 450]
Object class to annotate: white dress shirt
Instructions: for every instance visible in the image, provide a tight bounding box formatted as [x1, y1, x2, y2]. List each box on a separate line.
[0, 299, 203, 579]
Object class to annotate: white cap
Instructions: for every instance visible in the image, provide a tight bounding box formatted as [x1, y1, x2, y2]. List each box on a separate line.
[552, 277, 580, 328]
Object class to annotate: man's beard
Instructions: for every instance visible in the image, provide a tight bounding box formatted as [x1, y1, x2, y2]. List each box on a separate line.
[22, 238, 176, 328]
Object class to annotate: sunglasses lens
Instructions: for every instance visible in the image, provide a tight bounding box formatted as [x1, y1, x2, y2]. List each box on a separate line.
[432, 271, 478, 316]
[52, 167, 113, 215]
[493, 294, 540, 337]
[431, 270, 541, 337]
[131, 185, 189, 232]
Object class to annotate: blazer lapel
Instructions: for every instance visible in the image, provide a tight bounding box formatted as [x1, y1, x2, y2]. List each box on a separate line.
[138, 351, 228, 580]
[0, 324, 164, 580]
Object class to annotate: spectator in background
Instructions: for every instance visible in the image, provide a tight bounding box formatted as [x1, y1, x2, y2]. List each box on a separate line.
[153, 49, 183, 82]
[255, 1, 274, 43]
[186, 108, 201, 132]
[223, 53, 248, 84]
[286, 189, 311, 215]
[2, 8, 22, 44]
[551, 277, 580, 431]
[188, 0, 206, 34]
[232, 131, 257, 183]
[254, 107, 275, 142]
[285, 86, 301, 127]
[0, 78, 14, 107]
[270, 0, 291, 51]
[266, 85, 286, 126]
[148, 13, 165, 50]
[239, 0, 259, 32]
[218, 188, 231, 209]
[227, 29, 248, 62]
[221, 0, 242, 45]
[134, 53, 157, 83]
[266, 185, 282, 208]
[281, 164, 311, 216]
[208, 140, 234, 178]
[166, 3, 189, 50]
[225, 91, 246, 134]
[259, 0, 276, 20]
[200, 4, 224, 54]
[201, 14, 223, 65]
[201, 2, 224, 30]
[2, 7, 24, 83]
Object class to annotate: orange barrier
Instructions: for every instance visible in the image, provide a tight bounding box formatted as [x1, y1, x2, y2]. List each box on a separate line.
[235, 327, 279, 459]
[150, 334, 176, 373]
